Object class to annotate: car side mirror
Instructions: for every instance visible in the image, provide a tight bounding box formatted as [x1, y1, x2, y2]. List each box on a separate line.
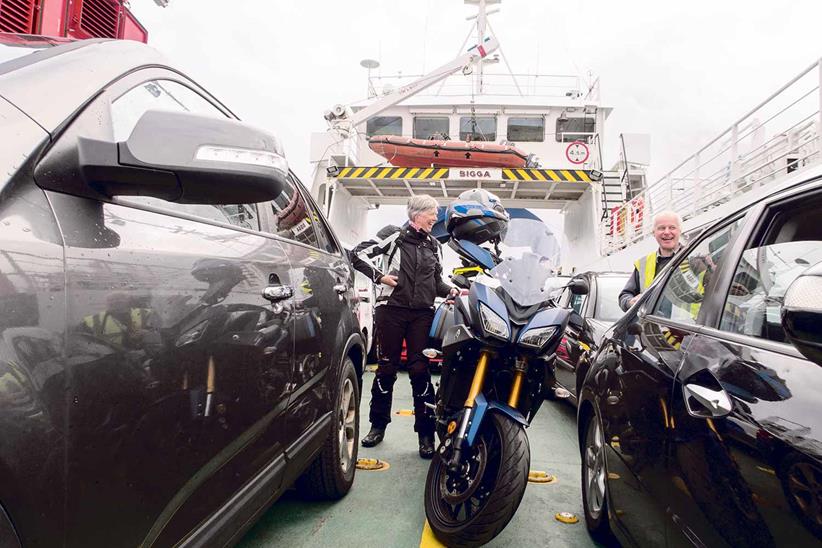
[682, 369, 732, 419]
[781, 262, 822, 366]
[36, 110, 288, 204]
[568, 278, 589, 295]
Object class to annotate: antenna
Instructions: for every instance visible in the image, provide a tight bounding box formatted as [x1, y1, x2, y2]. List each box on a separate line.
[360, 59, 380, 98]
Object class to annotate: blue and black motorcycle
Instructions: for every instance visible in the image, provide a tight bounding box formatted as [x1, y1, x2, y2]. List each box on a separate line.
[424, 192, 571, 547]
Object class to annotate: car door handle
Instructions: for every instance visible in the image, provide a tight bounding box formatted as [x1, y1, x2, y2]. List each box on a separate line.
[333, 283, 347, 294]
[262, 285, 293, 302]
[682, 383, 733, 419]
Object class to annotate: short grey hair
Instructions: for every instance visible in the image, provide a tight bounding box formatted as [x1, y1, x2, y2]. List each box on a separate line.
[653, 210, 682, 228]
[407, 194, 439, 221]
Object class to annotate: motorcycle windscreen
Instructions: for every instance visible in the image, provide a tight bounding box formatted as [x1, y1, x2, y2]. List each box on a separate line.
[491, 218, 561, 307]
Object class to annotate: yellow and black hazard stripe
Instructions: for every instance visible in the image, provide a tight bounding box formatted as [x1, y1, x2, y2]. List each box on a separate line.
[335, 166, 449, 179]
[502, 168, 595, 182]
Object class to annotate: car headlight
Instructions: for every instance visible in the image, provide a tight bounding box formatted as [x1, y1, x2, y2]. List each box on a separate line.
[519, 326, 558, 349]
[479, 303, 509, 340]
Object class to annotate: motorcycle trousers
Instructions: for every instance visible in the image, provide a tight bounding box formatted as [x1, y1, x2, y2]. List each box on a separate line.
[369, 305, 435, 436]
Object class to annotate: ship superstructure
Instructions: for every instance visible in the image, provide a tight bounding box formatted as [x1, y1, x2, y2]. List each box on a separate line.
[309, 0, 636, 258]
[309, 0, 821, 275]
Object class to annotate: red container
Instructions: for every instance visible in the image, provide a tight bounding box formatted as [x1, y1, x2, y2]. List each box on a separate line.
[0, 0, 147, 42]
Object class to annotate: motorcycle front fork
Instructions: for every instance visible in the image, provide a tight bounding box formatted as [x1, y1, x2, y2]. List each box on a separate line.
[446, 351, 527, 471]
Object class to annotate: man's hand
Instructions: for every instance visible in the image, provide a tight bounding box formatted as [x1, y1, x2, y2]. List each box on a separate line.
[379, 274, 398, 287]
[445, 287, 459, 304]
[628, 294, 642, 307]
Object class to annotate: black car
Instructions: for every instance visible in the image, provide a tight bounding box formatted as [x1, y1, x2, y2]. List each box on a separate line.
[0, 35, 365, 547]
[552, 271, 630, 403]
[577, 170, 822, 547]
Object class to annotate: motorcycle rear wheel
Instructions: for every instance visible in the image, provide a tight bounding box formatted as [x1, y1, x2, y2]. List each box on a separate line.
[425, 413, 530, 547]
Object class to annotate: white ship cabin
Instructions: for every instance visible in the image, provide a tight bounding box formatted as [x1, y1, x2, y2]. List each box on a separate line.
[349, 72, 609, 178]
[308, 61, 633, 254]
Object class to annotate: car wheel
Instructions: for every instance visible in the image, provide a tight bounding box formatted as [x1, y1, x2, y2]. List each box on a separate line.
[296, 356, 360, 499]
[581, 408, 617, 545]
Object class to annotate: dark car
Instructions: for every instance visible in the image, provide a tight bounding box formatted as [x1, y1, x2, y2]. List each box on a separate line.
[552, 271, 630, 403]
[0, 35, 365, 547]
[577, 170, 822, 547]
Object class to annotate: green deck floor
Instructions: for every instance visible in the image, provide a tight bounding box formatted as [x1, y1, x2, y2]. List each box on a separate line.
[238, 370, 598, 547]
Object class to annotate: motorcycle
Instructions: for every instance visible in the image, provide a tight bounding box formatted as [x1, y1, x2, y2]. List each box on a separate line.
[423, 215, 571, 547]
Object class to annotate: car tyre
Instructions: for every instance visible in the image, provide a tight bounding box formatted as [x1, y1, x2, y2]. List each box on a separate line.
[296, 356, 360, 500]
[581, 409, 617, 545]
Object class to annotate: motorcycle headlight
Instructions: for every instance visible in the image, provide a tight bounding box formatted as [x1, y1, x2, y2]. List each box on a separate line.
[519, 326, 558, 349]
[479, 303, 509, 340]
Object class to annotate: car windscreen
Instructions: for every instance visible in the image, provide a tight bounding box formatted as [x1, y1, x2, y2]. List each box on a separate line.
[594, 276, 630, 322]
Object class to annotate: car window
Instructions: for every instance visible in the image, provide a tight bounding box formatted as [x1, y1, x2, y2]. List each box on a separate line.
[719, 194, 822, 343]
[296, 182, 339, 254]
[268, 174, 321, 248]
[108, 79, 260, 231]
[569, 293, 586, 315]
[595, 276, 630, 321]
[653, 219, 743, 324]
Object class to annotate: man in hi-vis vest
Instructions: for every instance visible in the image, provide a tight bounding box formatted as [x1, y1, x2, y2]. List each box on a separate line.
[618, 211, 683, 311]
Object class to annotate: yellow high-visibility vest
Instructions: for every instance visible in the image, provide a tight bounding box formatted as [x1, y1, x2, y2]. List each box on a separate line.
[83, 308, 148, 346]
[634, 251, 658, 292]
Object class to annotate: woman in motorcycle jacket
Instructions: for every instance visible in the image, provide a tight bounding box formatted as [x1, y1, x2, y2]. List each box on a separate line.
[350, 194, 457, 458]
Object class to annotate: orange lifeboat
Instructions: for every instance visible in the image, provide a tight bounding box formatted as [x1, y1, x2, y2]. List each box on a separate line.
[368, 135, 534, 168]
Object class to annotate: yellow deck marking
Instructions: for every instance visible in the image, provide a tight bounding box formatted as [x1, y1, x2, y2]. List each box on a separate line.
[560, 170, 575, 181]
[406, 167, 420, 178]
[575, 170, 592, 182]
[363, 167, 379, 178]
[420, 520, 447, 547]
[502, 168, 515, 180]
[518, 169, 534, 181]
[395, 409, 415, 416]
[555, 512, 579, 524]
[434, 168, 448, 178]
[356, 458, 390, 471]
[377, 167, 393, 178]
[546, 169, 562, 182]
[528, 470, 557, 484]
[532, 169, 548, 181]
[351, 167, 366, 178]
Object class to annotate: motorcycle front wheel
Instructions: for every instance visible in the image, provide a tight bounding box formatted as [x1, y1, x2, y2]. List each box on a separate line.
[424, 412, 530, 547]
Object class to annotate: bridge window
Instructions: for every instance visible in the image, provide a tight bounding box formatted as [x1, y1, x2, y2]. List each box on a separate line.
[366, 116, 403, 137]
[507, 117, 544, 142]
[556, 116, 595, 143]
[413, 117, 450, 139]
[459, 116, 496, 141]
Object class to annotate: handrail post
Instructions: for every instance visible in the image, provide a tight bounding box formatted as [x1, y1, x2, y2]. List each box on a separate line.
[692, 152, 701, 218]
[730, 124, 739, 194]
[818, 58, 822, 160]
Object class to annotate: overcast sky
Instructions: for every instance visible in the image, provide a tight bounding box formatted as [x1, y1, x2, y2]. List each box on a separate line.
[129, 0, 822, 240]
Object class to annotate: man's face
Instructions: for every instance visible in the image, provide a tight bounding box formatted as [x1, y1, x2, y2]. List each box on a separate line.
[654, 215, 681, 252]
[414, 208, 439, 233]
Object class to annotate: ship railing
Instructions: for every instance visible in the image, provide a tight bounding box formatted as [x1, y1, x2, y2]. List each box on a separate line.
[366, 72, 583, 99]
[600, 58, 822, 256]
